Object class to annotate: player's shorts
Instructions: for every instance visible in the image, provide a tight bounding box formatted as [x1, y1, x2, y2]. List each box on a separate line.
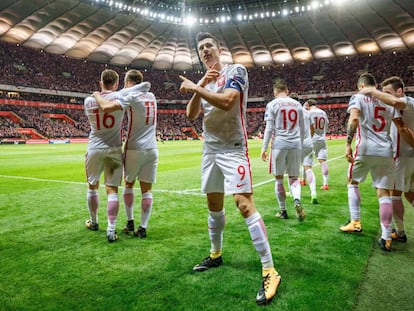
[348, 155, 395, 189]
[394, 156, 414, 192]
[302, 145, 314, 167]
[124, 149, 158, 184]
[270, 148, 301, 177]
[85, 148, 123, 187]
[201, 151, 253, 195]
[313, 140, 328, 160]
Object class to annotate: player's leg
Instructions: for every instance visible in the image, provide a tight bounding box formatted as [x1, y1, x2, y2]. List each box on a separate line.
[234, 193, 281, 305]
[287, 149, 304, 221]
[135, 181, 153, 238]
[105, 185, 120, 242]
[85, 149, 102, 231]
[340, 158, 366, 233]
[104, 151, 123, 242]
[193, 192, 225, 271]
[194, 154, 225, 271]
[123, 182, 135, 233]
[377, 188, 393, 251]
[373, 158, 395, 251]
[135, 149, 158, 238]
[123, 149, 139, 234]
[303, 148, 317, 203]
[317, 143, 329, 190]
[391, 157, 414, 242]
[271, 149, 288, 218]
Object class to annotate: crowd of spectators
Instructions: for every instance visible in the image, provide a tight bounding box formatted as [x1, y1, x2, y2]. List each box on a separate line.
[1, 40, 413, 100]
[0, 102, 347, 140]
[0, 40, 412, 140]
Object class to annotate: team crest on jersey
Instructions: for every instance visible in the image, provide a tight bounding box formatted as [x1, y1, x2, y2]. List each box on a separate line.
[217, 75, 225, 87]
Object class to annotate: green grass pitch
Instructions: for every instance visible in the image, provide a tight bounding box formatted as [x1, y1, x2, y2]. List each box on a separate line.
[1, 139, 413, 310]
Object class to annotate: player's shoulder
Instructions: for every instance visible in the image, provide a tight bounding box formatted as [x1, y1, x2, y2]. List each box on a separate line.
[227, 63, 248, 79]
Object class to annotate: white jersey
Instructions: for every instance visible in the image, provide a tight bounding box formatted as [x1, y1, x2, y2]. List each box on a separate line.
[200, 64, 249, 154]
[118, 82, 157, 150]
[303, 109, 314, 149]
[309, 107, 329, 143]
[391, 96, 414, 158]
[262, 96, 305, 150]
[84, 91, 124, 150]
[347, 93, 400, 157]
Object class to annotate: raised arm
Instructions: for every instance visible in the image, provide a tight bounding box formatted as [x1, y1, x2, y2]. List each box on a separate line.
[359, 87, 407, 110]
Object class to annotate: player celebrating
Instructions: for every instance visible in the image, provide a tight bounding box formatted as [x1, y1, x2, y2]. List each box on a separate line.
[302, 100, 318, 204]
[308, 99, 330, 190]
[179, 32, 280, 305]
[359, 76, 414, 243]
[93, 70, 158, 239]
[261, 79, 305, 221]
[341, 73, 402, 251]
[84, 69, 124, 243]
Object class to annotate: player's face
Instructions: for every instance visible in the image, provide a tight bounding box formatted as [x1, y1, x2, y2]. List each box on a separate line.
[198, 38, 220, 68]
[382, 84, 403, 98]
[382, 84, 399, 97]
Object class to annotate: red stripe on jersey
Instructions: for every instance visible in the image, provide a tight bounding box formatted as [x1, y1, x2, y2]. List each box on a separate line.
[239, 92, 253, 194]
[125, 106, 133, 150]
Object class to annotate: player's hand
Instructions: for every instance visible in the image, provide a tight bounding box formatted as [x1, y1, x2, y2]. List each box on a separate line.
[179, 75, 197, 93]
[261, 150, 268, 162]
[198, 62, 220, 87]
[92, 91, 100, 98]
[345, 145, 354, 163]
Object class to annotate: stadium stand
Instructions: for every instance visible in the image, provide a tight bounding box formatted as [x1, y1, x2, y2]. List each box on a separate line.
[0, 40, 412, 141]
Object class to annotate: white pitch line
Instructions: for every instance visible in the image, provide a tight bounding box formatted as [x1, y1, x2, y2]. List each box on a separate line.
[253, 154, 344, 188]
[0, 154, 344, 196]
[0, 174, 204, 196]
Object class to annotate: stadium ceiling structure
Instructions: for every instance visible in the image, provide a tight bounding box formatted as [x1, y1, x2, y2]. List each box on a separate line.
[0, 0, 413, 71]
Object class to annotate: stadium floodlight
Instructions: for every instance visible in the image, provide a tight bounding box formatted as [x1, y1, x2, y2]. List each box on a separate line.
[87, 0, 340, 25]
[184, 15, 196, 26]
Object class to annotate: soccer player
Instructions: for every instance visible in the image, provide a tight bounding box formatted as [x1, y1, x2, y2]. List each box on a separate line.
[261, 79, 305, 221]
[302, 100, 318, 204]
[84, 69, 124, 243]
[340, 73, 402, 251]
[308, 99, 330, 190]
[93, 70, 158, 239]
[179, 32, 280, 305]
[359, 76, 414, 243]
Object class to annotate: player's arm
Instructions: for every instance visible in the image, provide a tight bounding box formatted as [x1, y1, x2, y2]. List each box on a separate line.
[92, 92, 122, 113]
[180, 75, 239, 112]
[310, 124, 315, 137]
[359, 87, 407, 110]
[345, 108, 359, 163]
[393, 117, 414, 148]
[261, 120, 273, 162]
[180, 65, 221, 120]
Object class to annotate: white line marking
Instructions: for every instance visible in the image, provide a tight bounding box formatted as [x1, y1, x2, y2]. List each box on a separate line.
[0, 155, 344, 196]
[253, 155, 344, 188]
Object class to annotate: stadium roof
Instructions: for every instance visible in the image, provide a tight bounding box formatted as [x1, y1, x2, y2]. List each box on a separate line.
[1, 0, 413, 71]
